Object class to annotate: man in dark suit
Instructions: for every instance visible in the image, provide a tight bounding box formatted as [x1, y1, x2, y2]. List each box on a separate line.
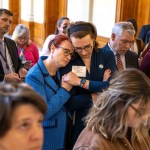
[0, 8, 27, 82]
[102, 21, 139, 70]
[138, 24, 150, 45]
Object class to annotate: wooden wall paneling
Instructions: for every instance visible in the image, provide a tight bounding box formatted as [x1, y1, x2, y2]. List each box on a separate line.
[33, 23, 45, 47]
[8, 0, 20, 34]
[137, 0, 150, 35]
[96, 36, 109, 48]
[115, 0, 138, 22]
[115, 0, 124, 22]
[58, 0, 67, 18]
[115, 0, 150, 36]
[121, 0, 138, 21]
[44, 0, 59, 40]
[20, 20, 44, 47]
[100, 0, 138, 47]
[132, 0, 139, 21]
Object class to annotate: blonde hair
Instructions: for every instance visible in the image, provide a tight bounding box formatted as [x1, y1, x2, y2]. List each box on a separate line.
[12, 24, 30, 46]
[85, 68, 150, 149]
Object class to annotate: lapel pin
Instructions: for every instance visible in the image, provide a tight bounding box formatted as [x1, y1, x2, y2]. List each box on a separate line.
[99, 64, 103, 69]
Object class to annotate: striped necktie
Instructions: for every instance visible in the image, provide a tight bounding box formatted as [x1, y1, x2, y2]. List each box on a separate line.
[0, 40, 11, 74]
[116, 54, 124, 71]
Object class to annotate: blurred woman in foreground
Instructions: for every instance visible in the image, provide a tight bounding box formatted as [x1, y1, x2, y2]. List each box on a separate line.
[74, 68, 150, 150]
[0, 83, 47, 150]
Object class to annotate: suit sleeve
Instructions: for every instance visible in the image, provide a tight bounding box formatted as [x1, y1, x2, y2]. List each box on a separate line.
[25, 71, 71, 119]
[89, 48, 116, 92]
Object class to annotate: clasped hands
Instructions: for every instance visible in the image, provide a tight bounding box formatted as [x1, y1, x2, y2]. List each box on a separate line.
[4, 68, 27, 82]
[62, 71, 81, 86]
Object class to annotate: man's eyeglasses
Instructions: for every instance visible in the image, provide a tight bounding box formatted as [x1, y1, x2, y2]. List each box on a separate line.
[73, 45, 93, 53]
[57, 45, 74, 57]
[119, 39, 134, 46]
[129, 104, 144, 117]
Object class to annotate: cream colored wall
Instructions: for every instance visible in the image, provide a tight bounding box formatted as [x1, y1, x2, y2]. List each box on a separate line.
[67, 0, 91, 22]
[67, 0, 117, 38]
[21, 0, 44, 23]
[0, 0, 8, 8]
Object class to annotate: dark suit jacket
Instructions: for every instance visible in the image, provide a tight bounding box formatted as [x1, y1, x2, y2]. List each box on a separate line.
[138, 24, 150, 45]
[0, 37, 22, 81]
[102, 43, 139, 69]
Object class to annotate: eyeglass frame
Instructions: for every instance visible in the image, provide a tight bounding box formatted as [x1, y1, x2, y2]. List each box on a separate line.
[56, 45, 74, 57]
[18, 36, 29, 40]
[118, 38, 134, 46]
[73, 44, 93, 53]
[129, 104, 144, 117]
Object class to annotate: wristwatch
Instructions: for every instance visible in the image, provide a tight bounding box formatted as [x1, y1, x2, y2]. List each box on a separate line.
[80, 78, 86, 87]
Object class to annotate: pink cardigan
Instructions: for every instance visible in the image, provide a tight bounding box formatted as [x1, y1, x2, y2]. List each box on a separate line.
[18, 41, 39, 66]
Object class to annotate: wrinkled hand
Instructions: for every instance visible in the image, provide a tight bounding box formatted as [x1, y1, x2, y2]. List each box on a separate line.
[4, 73, 21, 82]
[103, 69, 111, 81]
[61, 76, 73, 91]
[19, 68, 27, 79]
[63, 71, 81, 86]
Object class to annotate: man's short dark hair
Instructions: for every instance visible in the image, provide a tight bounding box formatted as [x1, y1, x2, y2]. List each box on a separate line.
[0, 8, 13, 16]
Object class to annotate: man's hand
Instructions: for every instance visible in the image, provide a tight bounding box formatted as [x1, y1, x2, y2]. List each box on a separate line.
[4, 73, 21, 82]
[18, 68, 28, 79]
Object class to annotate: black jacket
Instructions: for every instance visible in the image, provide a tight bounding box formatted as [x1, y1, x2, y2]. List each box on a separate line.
[0, 37, 22, 81]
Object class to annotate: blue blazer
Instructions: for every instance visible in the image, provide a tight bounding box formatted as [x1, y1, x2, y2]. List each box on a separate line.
[25, 56, 71, 150]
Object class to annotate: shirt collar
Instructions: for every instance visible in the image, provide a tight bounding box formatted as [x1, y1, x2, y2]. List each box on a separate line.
[108, 42, 125, 56]
[108, 42, 117, 55]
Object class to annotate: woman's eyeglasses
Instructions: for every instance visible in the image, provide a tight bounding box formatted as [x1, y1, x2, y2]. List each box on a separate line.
[18, 36, 29, 40]
[57, 46, 74, 57]
[129, 104, 144, 117]
[73, 45, 93, 53]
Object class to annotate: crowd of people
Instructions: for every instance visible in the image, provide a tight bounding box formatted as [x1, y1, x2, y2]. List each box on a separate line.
[0, 8, 150, 150]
